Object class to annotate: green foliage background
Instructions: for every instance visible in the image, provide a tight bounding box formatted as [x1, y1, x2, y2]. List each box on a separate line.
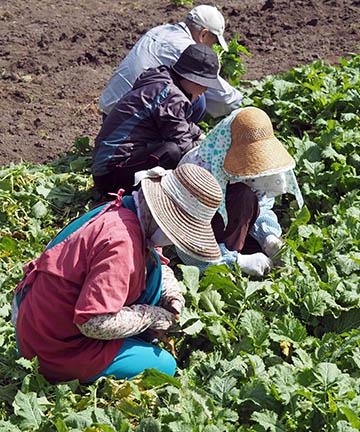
[0, 54, 359, 431]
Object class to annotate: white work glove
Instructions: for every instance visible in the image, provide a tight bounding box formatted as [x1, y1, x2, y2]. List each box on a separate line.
[237, 252, 272, 277]
[263, 234, 284, 258]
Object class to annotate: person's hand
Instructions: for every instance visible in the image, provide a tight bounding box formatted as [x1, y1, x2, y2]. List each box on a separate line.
[160, 292, 185, 318]
[165, 298, 183, 319]
[148, 306, 177, 331]
[263, 234, 284, 258]
[237, 252, 272, 277]
[147, 329, 178, 357]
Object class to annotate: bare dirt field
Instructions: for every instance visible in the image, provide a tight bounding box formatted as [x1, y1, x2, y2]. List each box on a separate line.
[0, 0, 359, 165]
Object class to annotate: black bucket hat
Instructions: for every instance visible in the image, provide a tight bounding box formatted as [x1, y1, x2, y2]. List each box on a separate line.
[172, 44, 222, 90]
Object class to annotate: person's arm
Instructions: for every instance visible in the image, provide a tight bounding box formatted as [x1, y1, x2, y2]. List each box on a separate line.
[177, 243, 272, 277]
[76, 304, 176, 340]
[204, 76, 243, 118]
[153, 94, 201, 156]
[249, 196, 283, 252]
[158, 265, 185, 315]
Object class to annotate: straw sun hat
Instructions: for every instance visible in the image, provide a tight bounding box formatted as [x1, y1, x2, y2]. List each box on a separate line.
[140, 164, 222, 262]
[223, 107, 295, 177]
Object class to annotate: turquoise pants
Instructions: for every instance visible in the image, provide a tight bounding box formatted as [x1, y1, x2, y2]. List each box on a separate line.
[87, 337, 176, 382]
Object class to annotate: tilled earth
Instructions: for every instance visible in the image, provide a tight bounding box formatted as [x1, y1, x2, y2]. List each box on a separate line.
[0, 0, 359, 165]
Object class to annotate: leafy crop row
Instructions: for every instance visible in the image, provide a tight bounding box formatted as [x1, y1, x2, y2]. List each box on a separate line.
[0, 55, 359, 431]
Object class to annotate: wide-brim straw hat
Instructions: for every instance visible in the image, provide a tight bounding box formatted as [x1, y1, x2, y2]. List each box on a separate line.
[223, 107, 295, 177]
[141, 164, 222, 262]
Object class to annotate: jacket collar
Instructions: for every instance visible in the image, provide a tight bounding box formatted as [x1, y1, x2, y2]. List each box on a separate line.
[169, 67, 193, 103]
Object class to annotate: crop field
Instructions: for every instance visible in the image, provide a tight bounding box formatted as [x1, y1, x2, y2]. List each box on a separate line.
[0, 49, 359, 430]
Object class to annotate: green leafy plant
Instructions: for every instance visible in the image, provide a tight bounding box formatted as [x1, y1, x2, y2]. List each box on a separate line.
[214, 34, 251, 87]
[1, 55, 359, 431]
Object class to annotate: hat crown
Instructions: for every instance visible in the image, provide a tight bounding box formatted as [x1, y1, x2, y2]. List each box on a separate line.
[232, 107, 275, 146]
[187, 5, 225, 35]
[223, 107, 295, 177]
[140, 163, 222, 262]
[173, 44, 219, 80]
[173, 163, 222, 210]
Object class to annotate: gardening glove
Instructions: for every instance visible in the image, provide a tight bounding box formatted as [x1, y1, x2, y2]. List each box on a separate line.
[263, 234, 284, 258]
[237, 252, 272, 277]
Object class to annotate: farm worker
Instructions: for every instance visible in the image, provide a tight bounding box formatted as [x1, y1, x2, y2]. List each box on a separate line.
[92, 43, 222, 196]
[11, 164, 223, 384]
[99, 5, 243, 121]
[178, 107, 304, 277]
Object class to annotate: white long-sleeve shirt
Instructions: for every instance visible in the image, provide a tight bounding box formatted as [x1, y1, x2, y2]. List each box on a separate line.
[99, 22, 243, 117]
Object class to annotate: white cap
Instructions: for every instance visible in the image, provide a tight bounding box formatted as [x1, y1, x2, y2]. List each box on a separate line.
[187, 5, 228, 51]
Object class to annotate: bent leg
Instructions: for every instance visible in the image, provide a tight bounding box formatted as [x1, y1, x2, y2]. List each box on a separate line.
[93, 143, 182, 196]
[149, 142, 182, 170]
[93, 159, 153, 196]
[88, 337, 176, 382]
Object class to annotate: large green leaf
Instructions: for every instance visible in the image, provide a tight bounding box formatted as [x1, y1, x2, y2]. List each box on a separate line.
[138, 368, 181, 389]
[313, 362, 341, 388]
[269, 315, 307, 345]
[135, 418, 161, 432]
[304, 289, 337, 316]
[339, 406, 360, 429]
[12, 391, 47, 430]
[240, 310, 269, 348]
[179, 265, 200, 298]
[199, 290, 225, 315]
[0, 420, 22, 431]
[251, 409, 287, 432]
[182, 319, 204, 335]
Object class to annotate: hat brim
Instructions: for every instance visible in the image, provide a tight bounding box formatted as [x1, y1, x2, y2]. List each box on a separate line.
[217, 34, 228, 51]
[141, 177, 221, 262]
[174, 69, 223, 90]
[224, 136, 296, 177]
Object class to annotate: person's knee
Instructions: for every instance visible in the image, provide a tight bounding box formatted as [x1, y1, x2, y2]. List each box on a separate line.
[162, 143, 182, 168]
[151, 143, 182, 169]
[157, 349, 177, 376]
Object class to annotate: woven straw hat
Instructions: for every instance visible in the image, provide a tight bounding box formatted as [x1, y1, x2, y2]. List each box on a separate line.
[223, 107, 295, 177]
[141, 164, 222, 262]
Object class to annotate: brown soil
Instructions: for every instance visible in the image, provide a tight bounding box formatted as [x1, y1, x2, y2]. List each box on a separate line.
[0, 0, 359, 165]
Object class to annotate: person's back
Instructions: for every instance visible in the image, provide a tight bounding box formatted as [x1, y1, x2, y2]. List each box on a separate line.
[93, 43, 222, 196]
[99, 5, 243, 118]
[15, 203, 146, 383]
[94, 65, 197, 181]
[99, 23, 193, 115]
